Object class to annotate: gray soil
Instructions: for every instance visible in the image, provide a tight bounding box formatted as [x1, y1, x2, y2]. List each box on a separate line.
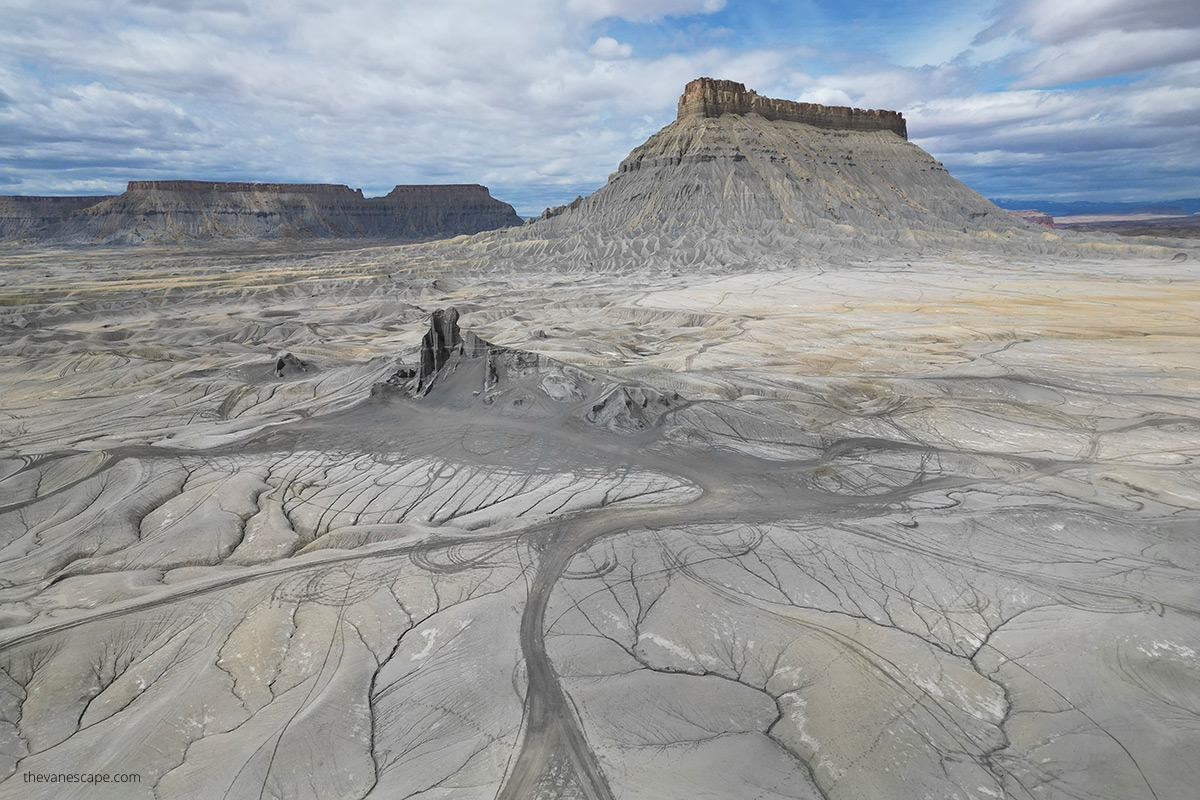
[0, 111, 1198, 800]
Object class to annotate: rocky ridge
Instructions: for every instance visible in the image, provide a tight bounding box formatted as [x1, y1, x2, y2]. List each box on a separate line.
[0, 195, 116, 239]
[0, 181, 521, 244]
[677, 77, 907, 138]
[1006, 209, 1056, 228]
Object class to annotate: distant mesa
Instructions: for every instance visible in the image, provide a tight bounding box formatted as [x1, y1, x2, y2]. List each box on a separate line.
[1006, 209, 1056, 228]
[0, 194, 117, 239]
[0, 180, 521, 245]
[124, 180, 364, 195]
[3, 79, 1050, 252]
[677, 77, 908, 138]
[527, 77, 1021, 247]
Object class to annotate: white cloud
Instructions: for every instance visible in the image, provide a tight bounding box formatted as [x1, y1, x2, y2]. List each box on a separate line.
[1012, 28, 1200, 87]
[0, 77, 199, 148]
[567, 0, 726, 22]
[0, 0, 1196, 207]
[589, 36, 633, 60]
[908, 89, 1078, 134]
[891, 3, 996, 68]
[987, 0, 1200, 44]
[977, 0, 1200, 87]
[0, 1, 787, 211]
[906, 73, 1200, 200]
[796, 87, 853, 106]
[787, 65, 963, 113]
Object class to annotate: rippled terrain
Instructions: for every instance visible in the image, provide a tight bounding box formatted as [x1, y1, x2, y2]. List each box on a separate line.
[1, 241, 1198, 800]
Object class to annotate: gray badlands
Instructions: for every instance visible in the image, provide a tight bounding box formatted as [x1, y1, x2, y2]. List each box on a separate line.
[1, 79, 1198, 800]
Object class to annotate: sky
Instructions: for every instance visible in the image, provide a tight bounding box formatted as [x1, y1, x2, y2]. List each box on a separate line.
[0, 0, 1197, 216]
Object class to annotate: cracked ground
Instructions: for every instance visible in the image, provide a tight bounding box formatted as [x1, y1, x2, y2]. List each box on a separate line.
[0, 241, 1198, 799]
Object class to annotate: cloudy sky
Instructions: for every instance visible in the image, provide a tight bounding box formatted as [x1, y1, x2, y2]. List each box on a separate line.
[1, 0, 1197, 215]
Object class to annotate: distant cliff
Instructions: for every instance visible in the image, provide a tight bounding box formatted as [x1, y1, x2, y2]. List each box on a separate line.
[372, 185, 522, 239]
[1, 181, 521, 245]
[0, 195, 115, 239]
[677, 78, 907, 138]
[1005, 209, 1056, 228]
[525, 77, 1019, 248]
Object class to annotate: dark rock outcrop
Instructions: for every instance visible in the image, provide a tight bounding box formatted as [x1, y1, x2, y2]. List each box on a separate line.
[384, 308, 685, 434]
[2, 181, 521, 245]
[273, 352, 309, 378]
[417, 307, 464, 391]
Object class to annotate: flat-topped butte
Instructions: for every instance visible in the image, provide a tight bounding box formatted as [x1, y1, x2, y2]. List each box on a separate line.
[0, 181, 521, 243]
[124, 181, 500, 201]
[678, 77, 907, 139]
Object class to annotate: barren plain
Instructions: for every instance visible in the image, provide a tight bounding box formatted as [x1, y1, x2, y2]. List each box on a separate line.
[1, 230, 1198, 800]
[2, 78, 1199, 800]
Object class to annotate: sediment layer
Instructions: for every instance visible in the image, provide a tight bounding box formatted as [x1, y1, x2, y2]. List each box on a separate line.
[0, 181, 521, 245]
[0, 195, 116, 239]
[677, 77, 907, 138]
[530, 80, 1008, 242]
